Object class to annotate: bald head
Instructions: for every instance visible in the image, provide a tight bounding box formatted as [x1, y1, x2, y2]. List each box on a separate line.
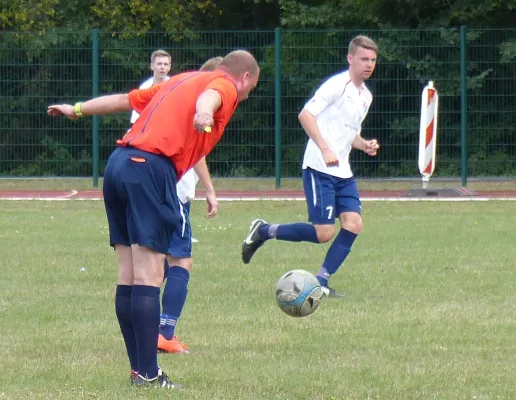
[218, 50, 260, 78]
[215, 50, 260, 102]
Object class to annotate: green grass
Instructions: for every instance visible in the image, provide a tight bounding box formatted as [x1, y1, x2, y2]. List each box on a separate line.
[1, 200, 516, 399]
[0, 177, 516, 192]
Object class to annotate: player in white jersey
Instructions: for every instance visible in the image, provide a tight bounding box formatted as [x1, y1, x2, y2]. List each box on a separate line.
[130, 49, 172, 123]
[131, 53, 223, 352]
[241, 36, 380, 297]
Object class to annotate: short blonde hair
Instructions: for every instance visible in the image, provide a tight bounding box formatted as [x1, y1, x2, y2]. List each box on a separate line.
[200, 56, 223, 72]
[150, 49, 171, 64]
[348, 36, 378, 55]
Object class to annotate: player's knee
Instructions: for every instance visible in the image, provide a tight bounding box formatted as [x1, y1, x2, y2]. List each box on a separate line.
[315, 226, 335, 243]
[132, 245, 167, 286]
[167, 255, 193, 272]
[341, 214, 363, 234]
[117, 265, 133, 285]
[178, 261, 193, 273]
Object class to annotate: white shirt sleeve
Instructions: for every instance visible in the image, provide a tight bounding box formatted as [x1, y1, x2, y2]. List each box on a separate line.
[303, 74, 345, 117]
[130, 110, 140, 124]
[130, 77, 154, 124]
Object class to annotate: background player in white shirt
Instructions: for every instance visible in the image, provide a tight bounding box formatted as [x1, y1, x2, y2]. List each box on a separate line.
[130, 49, 172, 123]
[131, 53, 223, 352]
[241, 36, 380, 297]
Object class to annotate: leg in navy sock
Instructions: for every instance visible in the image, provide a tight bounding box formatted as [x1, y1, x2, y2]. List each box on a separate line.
[131, 285, 160, 379]
[258, 223, 319, 243]
[316, 228, 357, 286]
[115, 285, 138, 372]
[160, 266, 190, 340]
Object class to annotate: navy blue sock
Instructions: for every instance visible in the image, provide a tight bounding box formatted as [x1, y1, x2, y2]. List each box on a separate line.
[317, 228, 357, 286]
[160, 266, 190, 340]
[131, 285, 160, 379]
[316, 268, 331, 287]
[275, 223, 319, 243]
[259, 223, 318, 243]
[115, 285, 138, 372]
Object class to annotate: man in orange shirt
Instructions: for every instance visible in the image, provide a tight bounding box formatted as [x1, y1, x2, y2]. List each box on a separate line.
[129, 56, 224, 356]
[48, 50, 259, 389]
[156, 56, 224, 355]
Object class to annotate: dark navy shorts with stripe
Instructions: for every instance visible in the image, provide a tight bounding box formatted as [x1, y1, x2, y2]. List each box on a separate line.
[168, 200, 193, 258]
[103, 146, 181, 254]
[302, 167, 361, 225]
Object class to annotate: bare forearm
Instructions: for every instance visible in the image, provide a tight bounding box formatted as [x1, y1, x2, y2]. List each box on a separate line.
[196, 89, 222, 116]
[80, 94, 131, 115]
[193, 157, 215, 193]
[351, 135, 366, 151]
[298, 109, 330, 150]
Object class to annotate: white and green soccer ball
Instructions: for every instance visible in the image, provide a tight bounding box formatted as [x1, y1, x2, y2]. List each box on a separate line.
[275, 269, 323, 318]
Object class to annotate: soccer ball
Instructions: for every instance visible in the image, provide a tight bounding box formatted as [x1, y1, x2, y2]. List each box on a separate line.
[275, 269, 323, 318]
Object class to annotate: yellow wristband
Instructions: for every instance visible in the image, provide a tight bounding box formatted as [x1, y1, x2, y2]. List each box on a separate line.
[74, 102, 84, 118]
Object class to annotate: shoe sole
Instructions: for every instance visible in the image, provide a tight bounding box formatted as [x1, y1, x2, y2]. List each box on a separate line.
[158, 348, 190, 354]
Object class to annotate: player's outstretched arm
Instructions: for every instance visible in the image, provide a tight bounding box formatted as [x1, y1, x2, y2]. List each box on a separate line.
[193, 157, 218, 219]
[47, 94, 131, 120]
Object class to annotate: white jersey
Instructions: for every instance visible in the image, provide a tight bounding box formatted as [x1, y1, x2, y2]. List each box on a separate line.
[302, 70, 372, 178]
[130, 77, 155, 123]
[130, 75, 172, 122]
[176, 168, 199, 204]
[129, 74, 197, 203]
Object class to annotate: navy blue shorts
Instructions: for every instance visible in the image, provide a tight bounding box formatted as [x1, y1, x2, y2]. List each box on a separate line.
[103, 146, 181, 254]
[167, 200, 193, 258]
[302, 167, 361, 225]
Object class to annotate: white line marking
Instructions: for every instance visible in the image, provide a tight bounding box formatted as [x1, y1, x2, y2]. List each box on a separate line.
[0, 195, 515, 202]
[64, 189, 78, 198]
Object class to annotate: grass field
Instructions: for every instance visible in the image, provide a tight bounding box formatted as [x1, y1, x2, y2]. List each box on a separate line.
[1, 177, 516, 192]
[1, 200, 515, 399]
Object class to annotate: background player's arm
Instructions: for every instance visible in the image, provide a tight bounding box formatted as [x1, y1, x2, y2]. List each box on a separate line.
[193, 157, 218, 219]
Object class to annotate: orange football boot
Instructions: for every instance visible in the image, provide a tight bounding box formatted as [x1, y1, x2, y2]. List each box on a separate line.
[157, 334, 189, 353]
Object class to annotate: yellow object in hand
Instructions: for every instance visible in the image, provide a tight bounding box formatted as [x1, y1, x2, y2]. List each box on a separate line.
[204, 126, 212, 133]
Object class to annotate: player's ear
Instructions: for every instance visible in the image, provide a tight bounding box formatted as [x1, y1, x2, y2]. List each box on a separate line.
[347, 53, 353, 65]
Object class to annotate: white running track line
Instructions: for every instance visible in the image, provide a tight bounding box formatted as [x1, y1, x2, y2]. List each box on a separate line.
[0, 195, 515, 201]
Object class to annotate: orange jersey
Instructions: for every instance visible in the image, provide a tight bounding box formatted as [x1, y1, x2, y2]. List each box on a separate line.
[118, 71, 238, 179]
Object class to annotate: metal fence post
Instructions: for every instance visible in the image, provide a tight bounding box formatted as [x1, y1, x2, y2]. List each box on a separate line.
[460, 26, 468, 187]
[274, 28, 282, 189]
[92, 29, 100, 188]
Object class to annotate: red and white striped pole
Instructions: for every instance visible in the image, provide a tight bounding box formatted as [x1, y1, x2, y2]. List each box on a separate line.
[418, 81, 439, 189]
